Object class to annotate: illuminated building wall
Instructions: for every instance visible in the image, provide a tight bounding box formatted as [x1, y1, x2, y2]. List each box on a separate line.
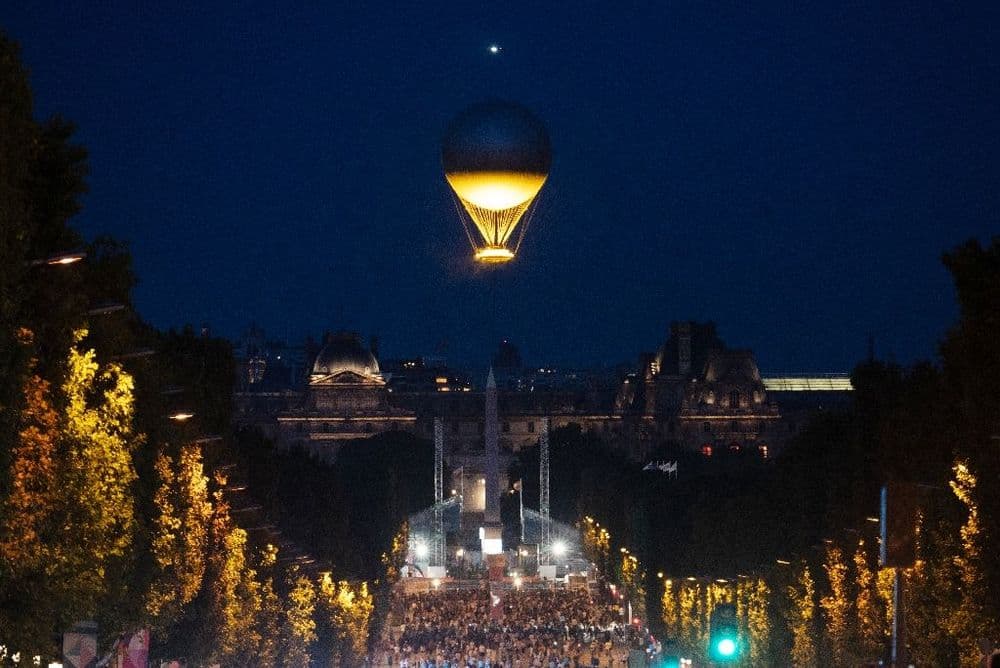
[234, 322, 851, 464]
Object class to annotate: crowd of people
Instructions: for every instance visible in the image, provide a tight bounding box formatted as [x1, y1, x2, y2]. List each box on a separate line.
[375, 585, 652, 667]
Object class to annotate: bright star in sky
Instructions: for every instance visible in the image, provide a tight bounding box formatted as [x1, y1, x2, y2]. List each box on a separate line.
[488, 44, 501, 54]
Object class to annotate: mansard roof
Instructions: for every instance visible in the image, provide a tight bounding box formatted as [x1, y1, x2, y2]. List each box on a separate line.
[701, 349, 763, 385]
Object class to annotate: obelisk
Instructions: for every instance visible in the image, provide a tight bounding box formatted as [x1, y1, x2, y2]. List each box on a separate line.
[481, 368, 504, 565]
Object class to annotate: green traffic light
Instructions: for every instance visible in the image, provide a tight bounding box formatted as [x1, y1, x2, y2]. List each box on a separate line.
[709, 603, 740, 661]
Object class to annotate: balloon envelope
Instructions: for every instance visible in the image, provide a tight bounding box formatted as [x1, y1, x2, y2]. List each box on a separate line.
[442, 101, 551, 262]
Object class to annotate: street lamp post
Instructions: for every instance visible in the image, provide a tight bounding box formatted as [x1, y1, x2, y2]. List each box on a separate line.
[27, 250, 86, 267]
[453, 466, 464, 508]
[517, 479, 524, 544]
[84, 301, 125, 316]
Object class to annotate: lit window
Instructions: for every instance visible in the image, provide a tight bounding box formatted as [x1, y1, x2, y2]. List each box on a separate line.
[759, 444, 769, 459]
[701, 444, 713, 457]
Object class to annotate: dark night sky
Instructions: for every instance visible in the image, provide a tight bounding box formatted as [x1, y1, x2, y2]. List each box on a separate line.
[3, 3, 998, 371]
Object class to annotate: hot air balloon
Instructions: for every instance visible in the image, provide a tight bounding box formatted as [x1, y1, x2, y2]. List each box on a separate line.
[442, 101, 552, 264]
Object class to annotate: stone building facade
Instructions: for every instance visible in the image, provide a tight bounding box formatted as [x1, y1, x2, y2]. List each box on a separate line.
[236, 322, 797, 463]
[612, 322, 783, 457]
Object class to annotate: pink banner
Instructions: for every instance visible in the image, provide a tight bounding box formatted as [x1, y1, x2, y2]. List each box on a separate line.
[118, 629, 149, 668]
[63, 621, 98, 668]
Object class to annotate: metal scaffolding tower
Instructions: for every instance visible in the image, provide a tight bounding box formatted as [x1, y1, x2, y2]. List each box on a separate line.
[539, 416, 550, 559]
[433, 418, 444, 568]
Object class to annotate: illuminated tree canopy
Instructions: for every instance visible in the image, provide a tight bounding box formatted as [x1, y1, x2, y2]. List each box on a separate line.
[0, 332, 139, 654]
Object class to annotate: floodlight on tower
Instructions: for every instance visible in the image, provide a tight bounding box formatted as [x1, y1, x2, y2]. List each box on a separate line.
[552, 540, 567, 558]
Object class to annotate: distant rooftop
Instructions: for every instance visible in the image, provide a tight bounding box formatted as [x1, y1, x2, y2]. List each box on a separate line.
[762, 374, 853, 392]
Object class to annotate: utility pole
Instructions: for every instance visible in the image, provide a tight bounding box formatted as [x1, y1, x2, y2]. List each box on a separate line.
[891, 568, 907, 667]
[881, 483, 917, 667]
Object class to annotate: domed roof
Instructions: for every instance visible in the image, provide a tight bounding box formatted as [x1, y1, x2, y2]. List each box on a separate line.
[311, 332, 380, 379]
